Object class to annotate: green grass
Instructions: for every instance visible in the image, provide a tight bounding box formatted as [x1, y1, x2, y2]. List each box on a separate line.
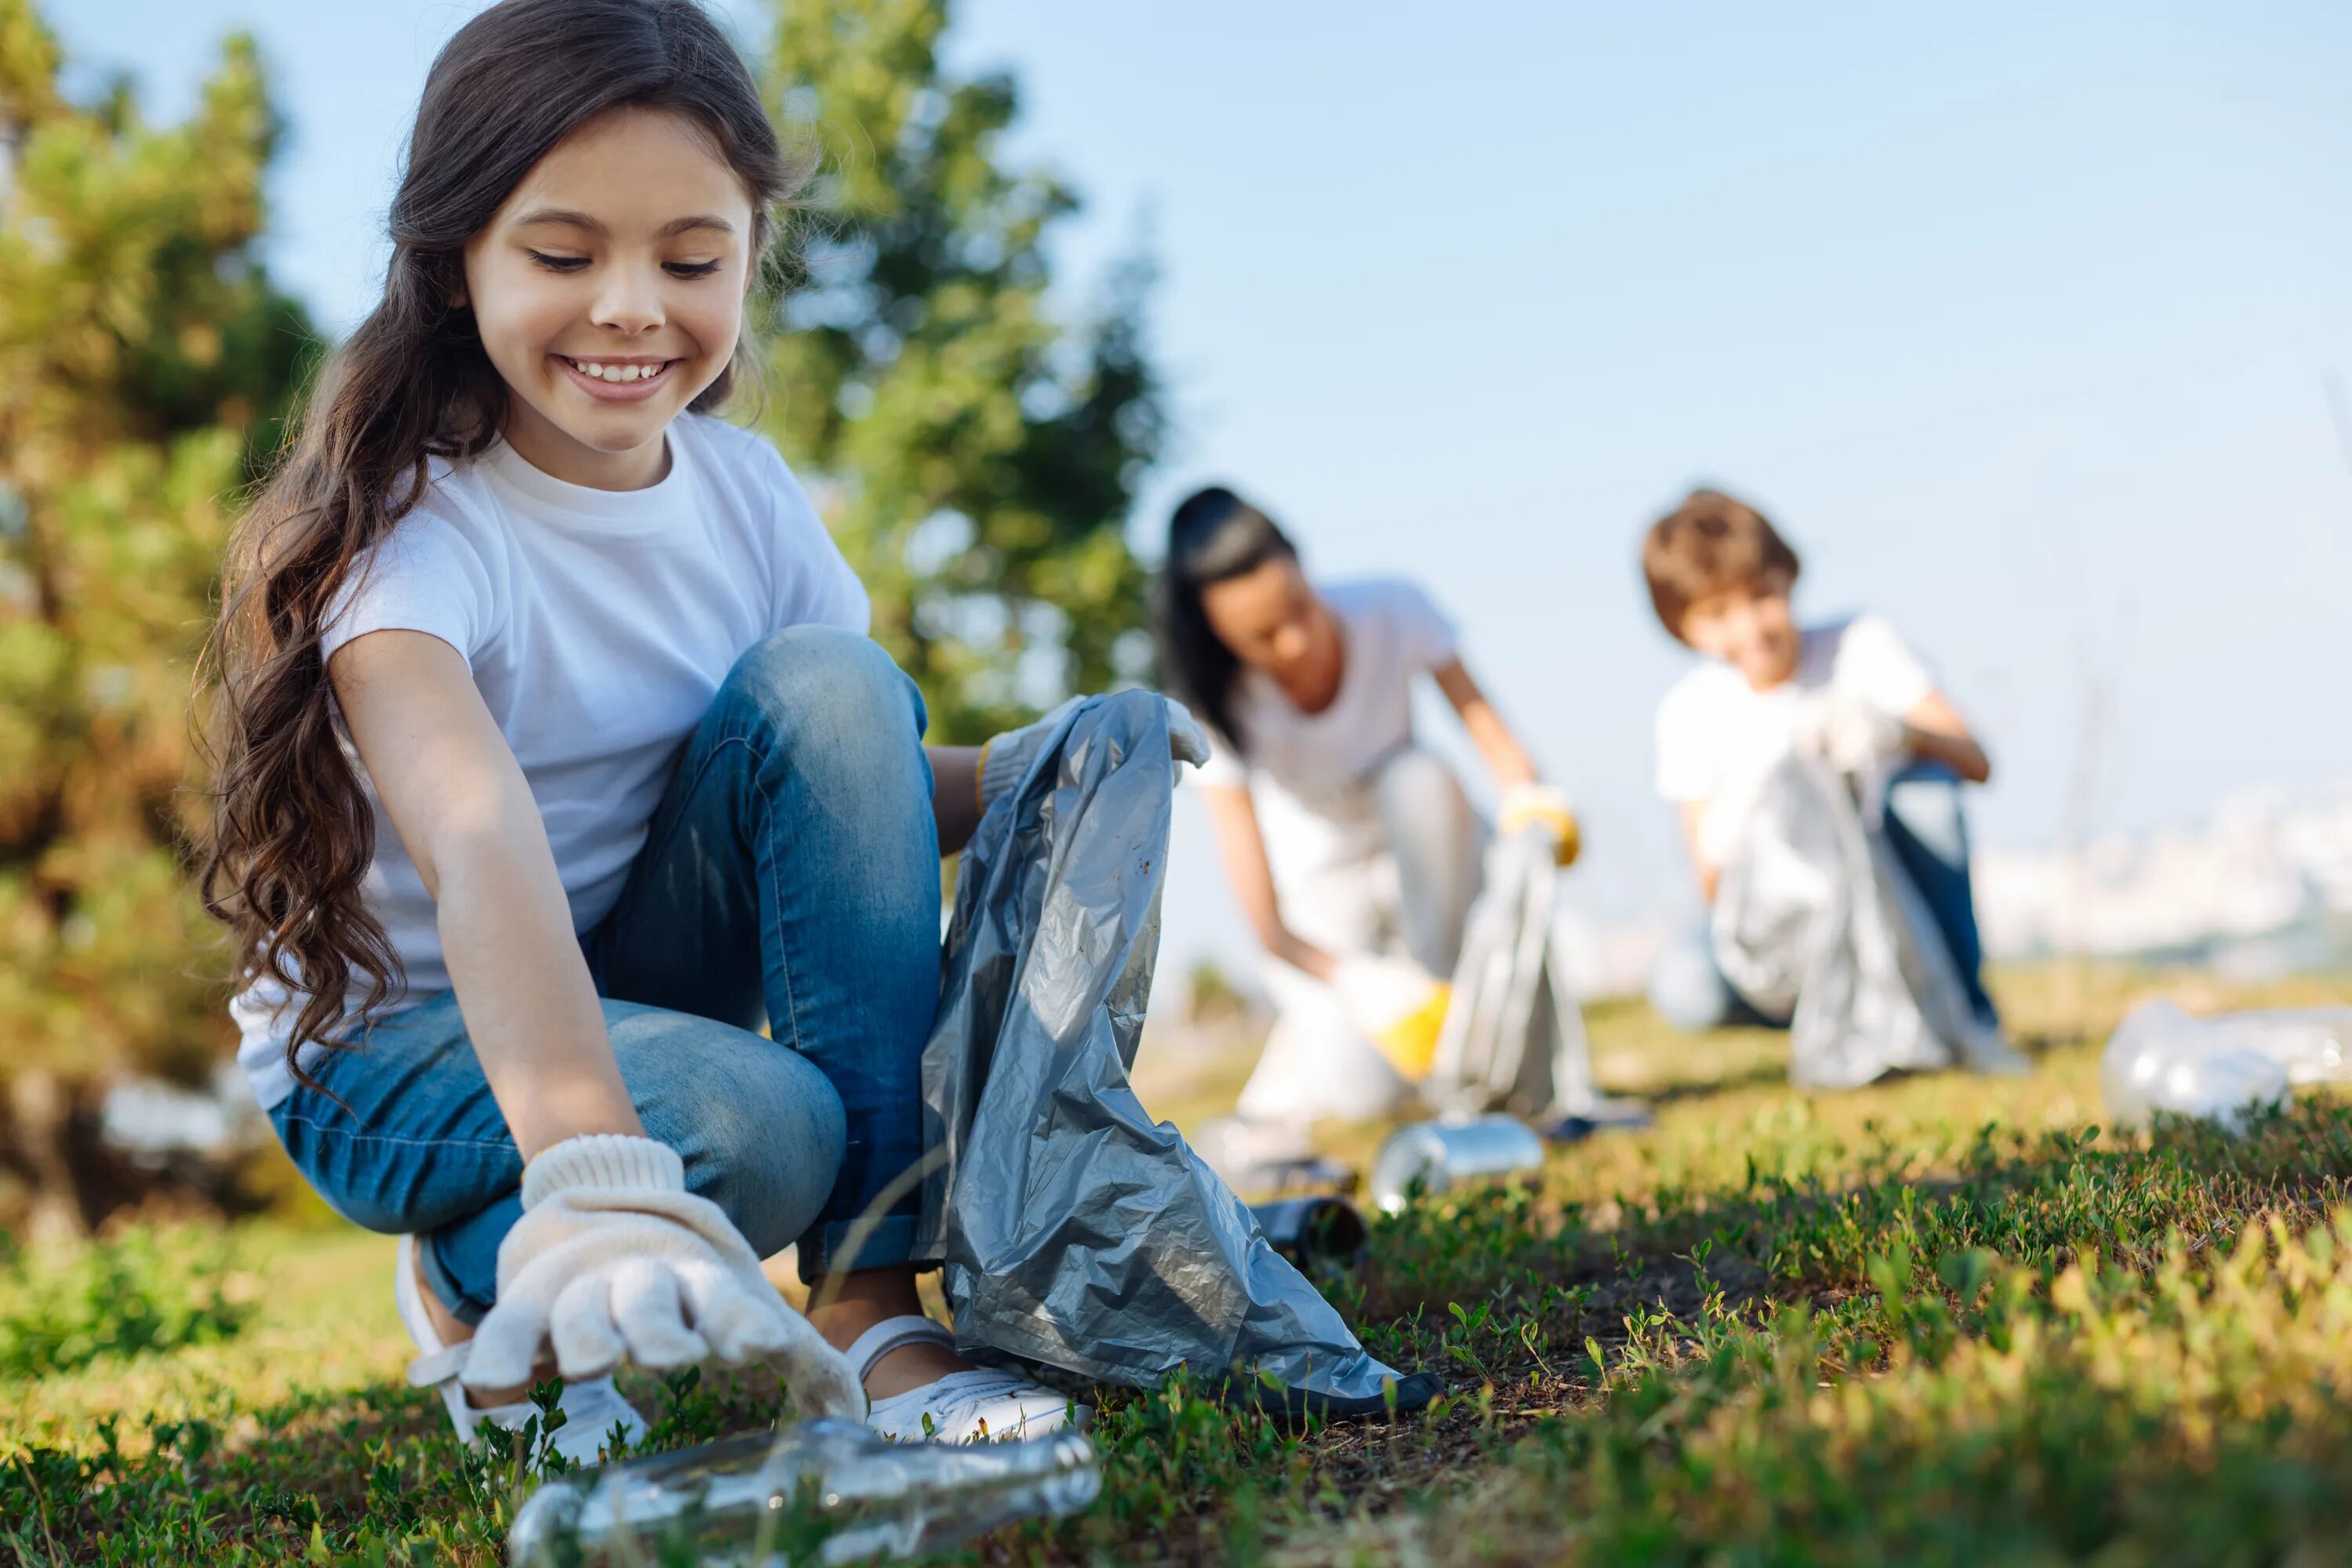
[6, 964, 2352, 1565]
[0, 1227, 255, 1382]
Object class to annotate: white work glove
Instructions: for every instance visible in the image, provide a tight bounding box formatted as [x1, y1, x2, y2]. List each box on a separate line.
[1333, 954, 1453, 1081]
[463, 1134, 863, 1418]
[1793, 691, 1907, 776]
[1497, 782, 1581, 868]
[976, 695, 1213, 815]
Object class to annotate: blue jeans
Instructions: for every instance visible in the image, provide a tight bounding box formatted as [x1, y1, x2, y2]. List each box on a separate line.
[1647, 762, 1998, 1033]
[270, 626, 942, 1320]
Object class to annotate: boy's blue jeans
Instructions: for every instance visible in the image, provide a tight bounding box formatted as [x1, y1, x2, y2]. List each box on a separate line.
[269, 626, 942, 1322]
[1648, 761, 1998, 1033]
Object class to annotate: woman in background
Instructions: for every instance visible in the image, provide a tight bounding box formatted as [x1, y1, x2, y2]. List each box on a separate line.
[1155, 487, 1577, 1174]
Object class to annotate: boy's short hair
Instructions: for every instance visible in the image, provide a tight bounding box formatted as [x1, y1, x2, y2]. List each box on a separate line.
[1641, 488, 1802, 642]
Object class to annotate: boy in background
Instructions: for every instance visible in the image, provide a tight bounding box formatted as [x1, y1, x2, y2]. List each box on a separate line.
[1639, 488, 2004, 1038]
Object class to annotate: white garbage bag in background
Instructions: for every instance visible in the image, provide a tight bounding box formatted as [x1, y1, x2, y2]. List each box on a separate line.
[1711, 753, 1994, 1089]
[2101, 1000, 2352, 1129]
[1426, 825, 1649, 1132]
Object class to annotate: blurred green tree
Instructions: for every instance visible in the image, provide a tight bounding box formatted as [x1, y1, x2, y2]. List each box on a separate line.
[754, 0, 1165, 743]
[0, 0, 314, 1232]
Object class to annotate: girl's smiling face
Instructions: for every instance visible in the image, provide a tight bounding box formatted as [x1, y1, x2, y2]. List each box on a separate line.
[462, 107, 756, 490]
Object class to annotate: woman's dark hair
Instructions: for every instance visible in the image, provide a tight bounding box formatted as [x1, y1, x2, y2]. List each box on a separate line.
[200, 0, 808, 1090]
[1153, 486, 1298, 757]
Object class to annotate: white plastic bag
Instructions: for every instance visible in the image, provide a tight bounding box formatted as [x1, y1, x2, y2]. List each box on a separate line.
[1425, 825, 1648, 1131]
[2100, 1000, 2352, 1129]
[1711, 754, 1988, 1088]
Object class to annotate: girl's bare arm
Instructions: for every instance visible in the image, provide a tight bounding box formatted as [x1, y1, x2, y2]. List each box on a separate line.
[1201, 782, 1337, 982]
[330, 630, 642, 1159]
[1432, 658, 1539, 791]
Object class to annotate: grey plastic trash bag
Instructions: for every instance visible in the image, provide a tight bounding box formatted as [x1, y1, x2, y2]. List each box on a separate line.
[1711, 754, 1983, 1089]
[1426, 826, 1649, 1132]
[915, 690, 1436, 1417]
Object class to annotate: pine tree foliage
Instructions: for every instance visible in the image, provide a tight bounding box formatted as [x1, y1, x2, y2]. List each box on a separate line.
[754, 0, 1166, 742]
[0, 0, 314, 1096]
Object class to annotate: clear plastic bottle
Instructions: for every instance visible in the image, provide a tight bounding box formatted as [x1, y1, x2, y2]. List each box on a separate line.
[2100, 1000, 2352, 1129]
[507, 1417, 1099, 1567]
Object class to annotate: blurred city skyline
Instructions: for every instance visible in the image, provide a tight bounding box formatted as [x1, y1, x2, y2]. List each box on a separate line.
[60, 0, 2352, 972]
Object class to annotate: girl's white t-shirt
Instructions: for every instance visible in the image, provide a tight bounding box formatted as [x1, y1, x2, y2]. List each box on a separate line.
[1192, 577, 1458, 887]
[1652, 612, 1933, 868]
[231, 414, 870, 1108]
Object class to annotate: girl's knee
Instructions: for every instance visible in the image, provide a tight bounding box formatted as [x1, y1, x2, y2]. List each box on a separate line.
[631, 1033, 848, 1258]
[722, 626, 926, 749]
[714, 1062, 844, 1256]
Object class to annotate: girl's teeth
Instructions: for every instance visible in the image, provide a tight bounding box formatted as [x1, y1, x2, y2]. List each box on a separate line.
[572, 360, 659, 383]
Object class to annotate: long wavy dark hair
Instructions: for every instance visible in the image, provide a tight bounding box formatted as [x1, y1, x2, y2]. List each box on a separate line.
[1152, 486, 1300, 758]
[200, 0, 807, 1087]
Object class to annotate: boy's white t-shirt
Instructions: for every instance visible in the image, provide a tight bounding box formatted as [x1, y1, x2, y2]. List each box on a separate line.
[1193, 577, 1458, 886]
[1653, 612, 1934, 869]
[231, 414, 870, 1109]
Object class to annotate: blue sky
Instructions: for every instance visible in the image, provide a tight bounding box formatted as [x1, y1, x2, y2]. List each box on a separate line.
[60, 1, 2352, 970]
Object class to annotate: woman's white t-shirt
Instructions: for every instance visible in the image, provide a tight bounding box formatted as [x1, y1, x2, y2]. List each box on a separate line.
[1193, 577, 1458, 886]
[231, 414, 869, 1108]
[1652, 612, 1933, 869]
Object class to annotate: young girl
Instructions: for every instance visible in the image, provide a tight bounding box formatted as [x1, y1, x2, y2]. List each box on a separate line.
[1154, 488, 1577, 1170]
[204, 0, 1100, 1461]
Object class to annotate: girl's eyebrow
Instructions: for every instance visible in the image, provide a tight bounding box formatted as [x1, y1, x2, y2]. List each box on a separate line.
[657, 215, 735, 238]
[513, 208, 735, 239]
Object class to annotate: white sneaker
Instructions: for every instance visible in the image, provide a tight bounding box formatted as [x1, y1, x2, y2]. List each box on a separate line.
[394, 1234, 648, 1468]
[848, 1314, 1087, 1444]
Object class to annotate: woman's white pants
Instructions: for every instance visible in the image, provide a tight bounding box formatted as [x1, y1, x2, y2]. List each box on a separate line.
[1234, 748, 1484, 1124]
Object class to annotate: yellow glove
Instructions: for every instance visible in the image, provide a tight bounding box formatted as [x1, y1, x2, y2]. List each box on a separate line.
[1500, 782, 1581, 868]
[1334, 955, 1454, 1081]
